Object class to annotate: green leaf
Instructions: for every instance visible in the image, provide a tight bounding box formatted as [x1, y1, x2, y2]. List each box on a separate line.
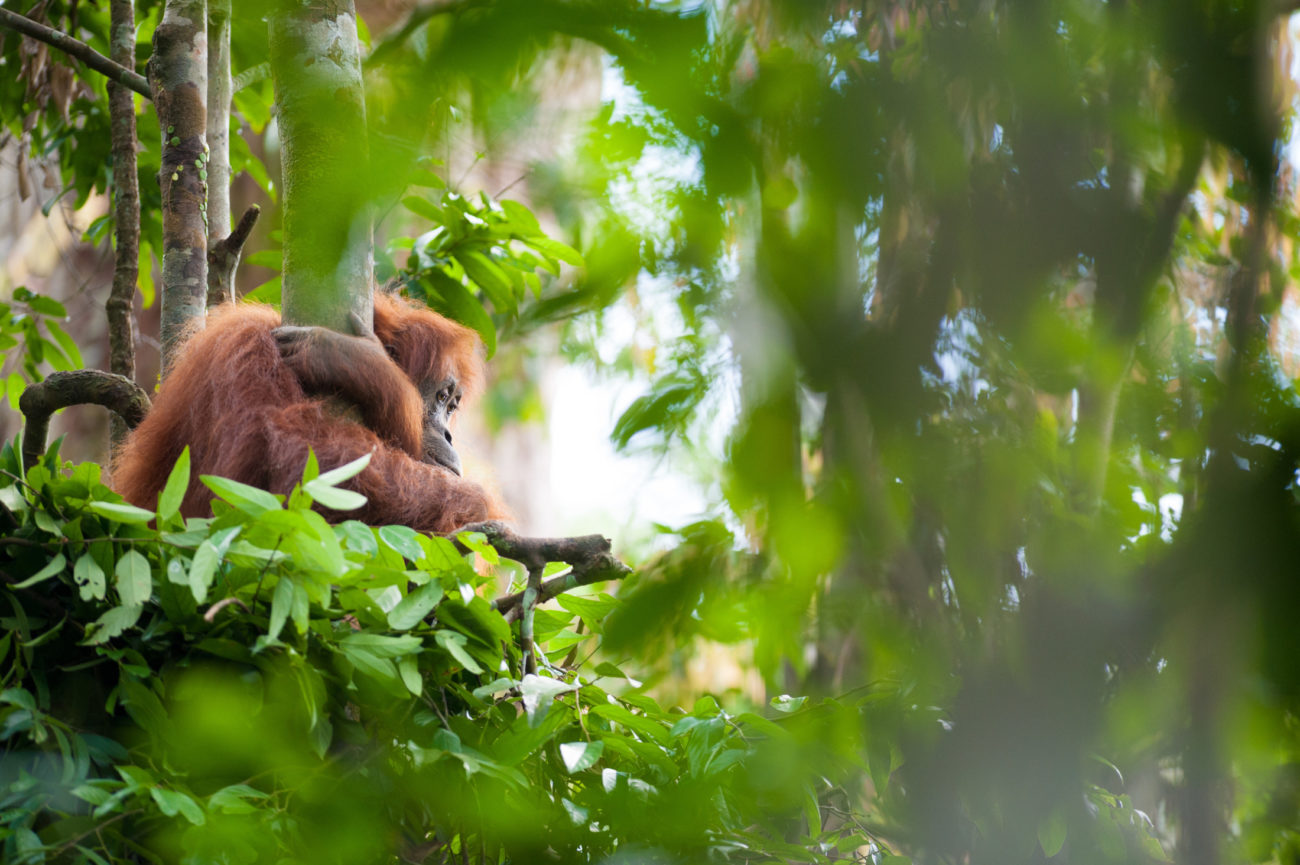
[245, 275, 281, 304]
[45, 319, 85, 369]
[151, 787, 206, 825]
[200, 475, 282, 516]
[770, 694, 807, 713]
[402, 195, 444, 223]
[14, 552, 67, 588]
[315, 452, 372, 486]
[84, 605, 143, 644]
[343, 633, 423, 658]
[73, 553, 106, 601]
[435, 630, 484, 674]
[379, 525, 422, 560]
[398, 655, 422, 696]
[27, 293, 67, 318]
[559, 740, 604, 773]
[118, 678, 168, 738]
[387, 581, 445, 630]
[188, 540, 220, 603]
[501, 199, 541, 234]
[303, 480, 367, 511]
[158, 447, 190, 522]
[421, 271, 497, 358]
[456, 250, 514, 311]
[208, 784, 269, 815]
[115, 550, 152, 607]
[89, 500, 156, 524]
[269, 576, 293, 640]
[1038, 807, 1067, 858]
[527, 236, 584, 267]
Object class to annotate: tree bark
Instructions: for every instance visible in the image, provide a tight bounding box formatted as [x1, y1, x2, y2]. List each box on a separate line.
[148, 0, 209, 378]
[20, 372, 152, 470]
[206, 0, 232, 247]
[107, 0, 141, 448]
[269, 0, 374, 334]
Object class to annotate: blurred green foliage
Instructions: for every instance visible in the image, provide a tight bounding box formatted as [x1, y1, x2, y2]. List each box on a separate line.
[5, 0, 1300, 862]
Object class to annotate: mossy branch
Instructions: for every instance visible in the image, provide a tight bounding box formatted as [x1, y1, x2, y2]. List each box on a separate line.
[0, 7, 151, 98]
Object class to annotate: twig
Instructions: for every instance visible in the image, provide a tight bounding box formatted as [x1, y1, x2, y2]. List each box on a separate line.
[203, 596, 250, 621]
[456, 522, 632, 618]
[0, 8, 150, 98]
[20, 371, 152, 470]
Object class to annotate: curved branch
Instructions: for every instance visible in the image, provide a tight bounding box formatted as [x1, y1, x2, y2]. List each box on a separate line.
[20, 371, 152, 469]
[0, 8, 151, 98]
[458, 522, 633, 618]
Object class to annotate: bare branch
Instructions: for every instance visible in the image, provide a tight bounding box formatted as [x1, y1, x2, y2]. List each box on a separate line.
[207, 204, 261, 307]
[0, 7, 151, 98]
[457, 522, 633, 618]
[19, 371, 152, 470]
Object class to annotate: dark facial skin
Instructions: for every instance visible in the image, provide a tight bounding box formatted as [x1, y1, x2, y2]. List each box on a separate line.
[272, 323, 467, 476]
[419, 376, 463, 476]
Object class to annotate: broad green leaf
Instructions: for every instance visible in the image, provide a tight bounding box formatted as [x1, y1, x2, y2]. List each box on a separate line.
[379, 524, 422, 560]
[559, 740, 604, 773]
[73, 553, 106, 601]
[527, 236, 584, 266]
[188, 540, 220, 603]
[422, 271, 497, 358]
[456, 250, 513, 310]
[115, 550, 152, 607]
[314, 451, 372, 486]
[303, 480, 367, 511]
[388, 581, 445, 630]
[150, 787, 205, 825]
[435, 630, 484, 674]
[770, 694, 807, 713]
[158, 447, 190, 522]
[27, 293, 67, 317]
[117, 678, 168, 738]
[343, 633, 423, 658]
[269, 576, 293, 640]
[90, 500, 156, 524]
[200, 475, 281, 516]
[1038, 808, 1067, 858]
[84, 605, 143, 644]
[398, 655, 422, 696]
[208, 784, 269, 815]
[339, 644, 400, 685]
[14, 552, 66, 588]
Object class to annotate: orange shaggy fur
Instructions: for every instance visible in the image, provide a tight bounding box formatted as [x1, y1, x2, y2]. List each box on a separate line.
[112, 294, 499, 533]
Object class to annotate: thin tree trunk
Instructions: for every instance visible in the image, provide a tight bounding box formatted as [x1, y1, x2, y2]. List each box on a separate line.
[148, 0, 208, 377]
[269, 0, 374, 333]
[106, 0, 140, 446]
[206, 0, 232, 248]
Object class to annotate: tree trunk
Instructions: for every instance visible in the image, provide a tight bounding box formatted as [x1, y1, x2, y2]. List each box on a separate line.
[148, 0, 208, 377]
[106, 0, 140, 445]
[206, 0, 232, 247]
[268, 0, 374, 334]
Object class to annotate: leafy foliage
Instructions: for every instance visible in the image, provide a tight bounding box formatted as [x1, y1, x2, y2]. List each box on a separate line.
[0, 442, 907, 864]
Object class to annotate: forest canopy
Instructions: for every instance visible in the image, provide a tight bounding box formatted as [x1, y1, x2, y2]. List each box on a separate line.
[2, 1, 1300, 864]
